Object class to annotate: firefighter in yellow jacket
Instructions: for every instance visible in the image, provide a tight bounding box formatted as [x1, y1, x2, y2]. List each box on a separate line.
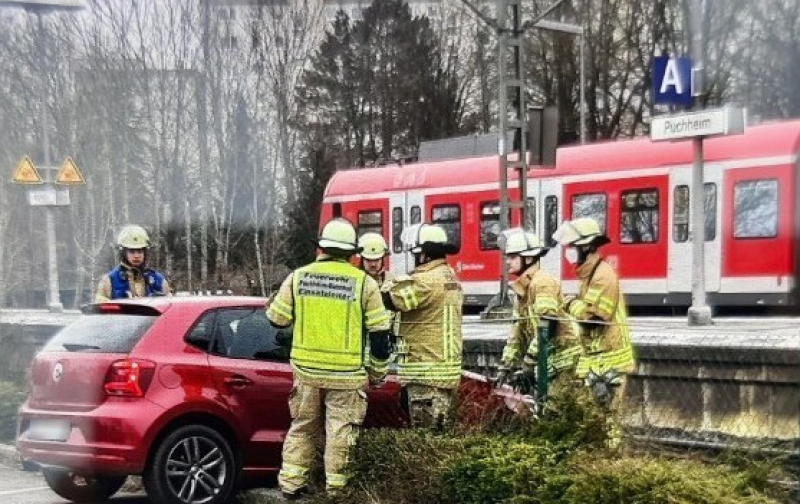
[382, 223, 463, 430]
[358, 232, 394, 287]
[266, 218, 392, 498]
[495, 228, 581, 392]
[554, 217, 636, 417]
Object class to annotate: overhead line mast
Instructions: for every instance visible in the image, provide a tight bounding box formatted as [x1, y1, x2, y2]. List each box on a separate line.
[458, 0, 565, 314]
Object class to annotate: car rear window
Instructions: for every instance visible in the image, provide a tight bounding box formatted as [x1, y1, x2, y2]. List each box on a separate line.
[42, 314, 158, 353]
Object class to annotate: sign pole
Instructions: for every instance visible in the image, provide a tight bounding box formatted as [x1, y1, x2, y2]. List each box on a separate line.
[686, 0, 711, 325]
[37, 11, 63, 312]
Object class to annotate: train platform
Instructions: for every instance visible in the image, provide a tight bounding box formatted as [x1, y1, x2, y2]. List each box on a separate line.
[1, 309, 799, 350]
[462, 315, 800, 349]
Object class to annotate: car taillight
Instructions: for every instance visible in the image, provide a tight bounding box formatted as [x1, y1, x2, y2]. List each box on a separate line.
[104, 359, 156, 397]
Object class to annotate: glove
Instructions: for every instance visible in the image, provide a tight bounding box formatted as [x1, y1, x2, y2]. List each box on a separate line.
[516, 368, 537, 394]
[586, 370, 621, 407]
[493, 369, 509, 388]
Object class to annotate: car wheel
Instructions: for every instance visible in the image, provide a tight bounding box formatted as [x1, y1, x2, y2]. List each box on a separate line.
[144, 424, 238, 504]
[42, 468, 126, 503]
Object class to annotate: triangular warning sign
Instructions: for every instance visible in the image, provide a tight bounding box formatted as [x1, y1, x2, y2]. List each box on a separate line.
[11, 156, 43, 184]
[56, 157, 85, 185]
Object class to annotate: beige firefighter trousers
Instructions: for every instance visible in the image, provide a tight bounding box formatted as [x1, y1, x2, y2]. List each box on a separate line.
[278, 381, 368, 494]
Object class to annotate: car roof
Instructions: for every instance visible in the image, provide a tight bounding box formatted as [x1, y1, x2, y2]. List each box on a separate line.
[87, 296, 269, 314]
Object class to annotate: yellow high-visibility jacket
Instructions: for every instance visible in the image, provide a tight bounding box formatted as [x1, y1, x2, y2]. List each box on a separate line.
[267, 255, 392, 389]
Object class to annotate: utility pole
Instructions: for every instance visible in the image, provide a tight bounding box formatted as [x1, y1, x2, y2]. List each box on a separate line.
[0, 0, 85, 311]
[495, 0, 528, 309]
[460, 0, 566, 316]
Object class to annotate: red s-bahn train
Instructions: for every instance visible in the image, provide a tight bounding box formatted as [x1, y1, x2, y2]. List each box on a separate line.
[320, 119, 800, 309]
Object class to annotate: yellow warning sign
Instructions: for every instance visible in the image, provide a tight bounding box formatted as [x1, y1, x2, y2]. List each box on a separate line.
[56, 157, 85, 185]
[11, 156, 43, 184]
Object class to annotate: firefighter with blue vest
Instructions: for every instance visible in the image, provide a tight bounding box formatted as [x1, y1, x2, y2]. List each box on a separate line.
[266, 218, 392, 499]
[95, 225, 170, 302]
[495, 228, 581, 392]
[382, 223, 463, 430]
[554, 217, 636, 445]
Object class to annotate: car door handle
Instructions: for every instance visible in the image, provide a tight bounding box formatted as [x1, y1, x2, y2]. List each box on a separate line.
[223, 375, 253, 388]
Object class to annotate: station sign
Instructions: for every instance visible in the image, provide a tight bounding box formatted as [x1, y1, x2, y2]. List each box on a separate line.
[652, 56, 693, 107]
[651, 106, 745, 141]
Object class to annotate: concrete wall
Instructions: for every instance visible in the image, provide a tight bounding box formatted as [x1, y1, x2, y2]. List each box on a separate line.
[465, 338, 800, 443]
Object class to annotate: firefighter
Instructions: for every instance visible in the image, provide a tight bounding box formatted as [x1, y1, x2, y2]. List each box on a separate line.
[95, 225, 170, 302]
[266, 218, 392, 498]
[495, 228, 581, 393]
[358, 232, 393, 287]
[554, 217, 636, 444]
[382, 223, 463, 430]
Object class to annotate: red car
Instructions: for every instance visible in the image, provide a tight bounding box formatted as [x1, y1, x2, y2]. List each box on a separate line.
[16, 296, 409, 504]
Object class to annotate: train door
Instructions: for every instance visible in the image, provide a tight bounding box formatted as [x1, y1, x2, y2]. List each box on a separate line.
[535, 177, 563, 282]
[667, 165, 722, 298]
[388, 191, 424, 275]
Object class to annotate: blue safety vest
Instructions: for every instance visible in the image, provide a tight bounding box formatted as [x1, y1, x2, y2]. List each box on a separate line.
[108, 266, 165, 299]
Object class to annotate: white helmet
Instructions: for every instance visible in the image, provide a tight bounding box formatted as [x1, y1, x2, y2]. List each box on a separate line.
[553, 217, 610, 247]
[117, 225, 150, 249]
[502, 228, 548, 257]
[317, 218, 360, 252]
[402, 223, 457, 255]
[358, 233, 389, 260]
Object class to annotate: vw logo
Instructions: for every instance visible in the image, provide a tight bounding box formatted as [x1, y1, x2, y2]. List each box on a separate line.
[52, 363, 64, 383]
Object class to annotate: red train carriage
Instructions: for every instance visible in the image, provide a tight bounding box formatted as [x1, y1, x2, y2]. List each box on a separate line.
[321, 120, 800, 309]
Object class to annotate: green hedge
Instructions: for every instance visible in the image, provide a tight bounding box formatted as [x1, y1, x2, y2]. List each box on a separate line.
[321, 387, 786, 504]
[0, 381, 27, 443]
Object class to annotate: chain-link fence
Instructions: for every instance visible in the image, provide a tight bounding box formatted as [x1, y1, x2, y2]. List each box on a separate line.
[462, 315, 800, 498]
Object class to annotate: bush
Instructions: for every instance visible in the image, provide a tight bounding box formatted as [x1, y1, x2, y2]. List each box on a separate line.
[329, 386, 785, 504]
[0, 381, 27, 443]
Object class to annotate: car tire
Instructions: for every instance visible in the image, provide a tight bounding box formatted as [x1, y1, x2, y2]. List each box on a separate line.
[144, 424, 238, 504]
[42, 468, 126, 503]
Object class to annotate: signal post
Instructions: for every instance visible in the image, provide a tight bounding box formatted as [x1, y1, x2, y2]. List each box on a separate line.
[11, 156, 85, 311]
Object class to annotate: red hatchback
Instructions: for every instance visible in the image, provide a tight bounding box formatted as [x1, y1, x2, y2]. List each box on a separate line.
[16, 296, 409, 504]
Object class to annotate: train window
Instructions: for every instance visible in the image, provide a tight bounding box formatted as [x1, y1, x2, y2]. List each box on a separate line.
[392, 207, 404, 253]
[432, 204, 461, 248]
[544, 196, 558, 247]
[673, 186, 689, 242]
[619, 189, 659, 244]
[672, 184, 717, 242]
[410, 206, 421, 225]
[571, 193, 607, 233]
[357, 210, 383, 237]
[332, 203, 342, 218]
[704, 183, 717, 241]
[525, 197, 536, 232]
[480, 202, 501, 250]
[734, 179, 778, 239]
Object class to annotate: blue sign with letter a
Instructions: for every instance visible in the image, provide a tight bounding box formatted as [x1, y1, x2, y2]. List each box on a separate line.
[652, 56, 693, 107]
